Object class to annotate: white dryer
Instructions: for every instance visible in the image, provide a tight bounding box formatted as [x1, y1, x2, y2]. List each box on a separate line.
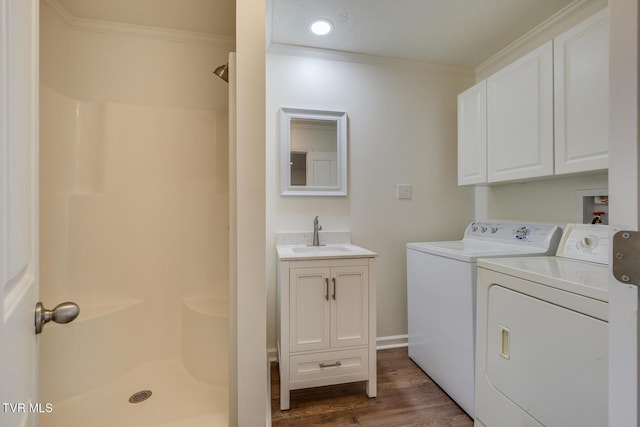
[406, 222, 562, 417]
[475, 224, 610, 427]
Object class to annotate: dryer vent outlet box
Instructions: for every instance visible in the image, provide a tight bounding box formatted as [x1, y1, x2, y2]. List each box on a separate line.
[577, 189, 608, 225]
[582, 195, 608, 224]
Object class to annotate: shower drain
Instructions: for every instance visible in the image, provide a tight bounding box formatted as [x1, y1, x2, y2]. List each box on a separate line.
[128, 390, 152, 404]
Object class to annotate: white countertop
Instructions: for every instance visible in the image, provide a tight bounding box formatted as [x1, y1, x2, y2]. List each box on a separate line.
[276, 243, 377, 261]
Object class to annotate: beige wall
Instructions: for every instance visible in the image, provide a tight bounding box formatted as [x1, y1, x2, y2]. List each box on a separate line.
[41, 0, 233, 110]
[40, 0, 71, 93]
[266, 52, 476, 349]
[39, 0, 232, 403]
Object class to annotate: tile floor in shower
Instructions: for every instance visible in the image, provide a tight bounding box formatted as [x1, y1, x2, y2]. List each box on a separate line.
[40, 359, 228, 427]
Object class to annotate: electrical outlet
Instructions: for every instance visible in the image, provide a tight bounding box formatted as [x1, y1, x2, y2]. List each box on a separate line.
[397, 184, 412, 200]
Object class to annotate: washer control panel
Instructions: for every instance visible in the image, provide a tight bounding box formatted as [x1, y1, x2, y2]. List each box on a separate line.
[464, 221, 562, 249]
[557, 224, 609, 265]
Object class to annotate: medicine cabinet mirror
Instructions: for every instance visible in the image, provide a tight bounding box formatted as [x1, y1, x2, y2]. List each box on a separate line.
[280, 107, 347, 196]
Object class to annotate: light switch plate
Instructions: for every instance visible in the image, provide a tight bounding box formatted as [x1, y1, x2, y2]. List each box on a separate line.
[397, 184, 412, 200]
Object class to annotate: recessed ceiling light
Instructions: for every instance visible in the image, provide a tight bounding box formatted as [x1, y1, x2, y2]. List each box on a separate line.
[309, 19, 333, 36]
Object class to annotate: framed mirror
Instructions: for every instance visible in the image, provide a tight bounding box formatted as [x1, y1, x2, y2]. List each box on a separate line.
[280, 107, 347, 196]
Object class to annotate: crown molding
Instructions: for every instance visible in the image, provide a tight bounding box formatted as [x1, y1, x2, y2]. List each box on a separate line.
[43, 0, 235, 47]
[72, 18, 235, 46]
[267, 43, 472, 76]
[475, 0, 605, 78]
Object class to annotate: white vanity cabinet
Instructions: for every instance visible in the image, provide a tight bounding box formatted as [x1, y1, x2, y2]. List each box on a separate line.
[553, 8, 609, 175]
[486, 41, 554, 183]
[276, 248, 377, 411]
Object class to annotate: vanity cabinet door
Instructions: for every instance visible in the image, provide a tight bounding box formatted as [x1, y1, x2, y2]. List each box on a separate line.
[487, 41, 554, 183]
[289, 267, 331, 352]
[458, 80, 487, 185]
[330, 266, 369, 348]
[290, 265, 369, 352]
[554, 8, 609, 174]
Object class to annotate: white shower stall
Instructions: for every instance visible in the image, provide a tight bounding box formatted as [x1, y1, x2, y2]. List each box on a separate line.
[38, 1, 233, 426]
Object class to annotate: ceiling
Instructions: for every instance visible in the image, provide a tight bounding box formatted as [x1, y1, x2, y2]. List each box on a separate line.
[270, 0, 575, 67]
[55, 0, 576, 67]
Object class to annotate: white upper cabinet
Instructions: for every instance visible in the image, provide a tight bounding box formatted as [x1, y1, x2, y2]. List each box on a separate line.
[554, 9, 609, 175]
[458, 81, 487, 185]
[457, 9, 608, 186]
[487, 41, 554, 183]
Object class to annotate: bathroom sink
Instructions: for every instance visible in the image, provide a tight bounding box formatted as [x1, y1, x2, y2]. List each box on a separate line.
[276, 243, 377, 260]
[291, 245, 353, 254]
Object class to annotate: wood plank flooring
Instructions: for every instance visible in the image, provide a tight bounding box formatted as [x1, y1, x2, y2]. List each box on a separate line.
[270, 347, 473, 426]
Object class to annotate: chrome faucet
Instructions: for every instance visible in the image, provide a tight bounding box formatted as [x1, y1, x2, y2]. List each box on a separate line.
[312, 216, 323, 246]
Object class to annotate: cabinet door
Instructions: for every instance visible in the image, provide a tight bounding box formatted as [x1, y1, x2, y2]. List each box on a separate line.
[487, 41, 554, 182]
[330, 266, 369, 348]
[458, 80, 487, 185]
[554, 9, 609, 174]
[290, 267, 331, 352]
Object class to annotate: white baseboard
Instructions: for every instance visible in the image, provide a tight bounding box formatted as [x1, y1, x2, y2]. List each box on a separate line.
[267, 334, 408, 363]
[376, 334, 408, 350]
[267, 347, 278, 363]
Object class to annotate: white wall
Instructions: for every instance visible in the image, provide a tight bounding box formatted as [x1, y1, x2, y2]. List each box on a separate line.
[476, 173, 608, 225]
[266, 52, 475, 349]
[234, 0, 268, 425]
[608, 0, 639, 424]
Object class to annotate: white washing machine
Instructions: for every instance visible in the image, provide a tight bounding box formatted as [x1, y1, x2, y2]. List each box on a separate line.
[406, 222, 562, 417]
[474, 224, 609, 427]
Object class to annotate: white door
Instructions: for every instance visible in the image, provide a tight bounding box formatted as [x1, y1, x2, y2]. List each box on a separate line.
[457, 80, 487, 186]
[331, 266, 368, 348]
[554, 8, 609, 175]
[1, 0, 40, 426]
[289, 267, 331, 352]
[306, 151, 337, 187]
[609, 1, 639, 425]
[487, 41, 554, 183]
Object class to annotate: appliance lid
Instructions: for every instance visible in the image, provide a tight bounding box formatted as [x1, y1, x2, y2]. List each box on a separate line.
[477, 256, 609, 302]
[406, 221, 563, 262]
[407, 240, 554, 262]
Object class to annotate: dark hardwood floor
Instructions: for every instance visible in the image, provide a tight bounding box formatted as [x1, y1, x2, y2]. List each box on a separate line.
[270, 347, 474, 426]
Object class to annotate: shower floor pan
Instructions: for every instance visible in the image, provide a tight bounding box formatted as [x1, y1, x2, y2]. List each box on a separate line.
[40, 359, 227, 427]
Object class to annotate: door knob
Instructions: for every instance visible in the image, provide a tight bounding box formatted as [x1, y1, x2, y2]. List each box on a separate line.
[35, 301, 80, 334]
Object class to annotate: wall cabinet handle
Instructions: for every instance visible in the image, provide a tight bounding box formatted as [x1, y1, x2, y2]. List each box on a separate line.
[332, 277, 336, 300]
[325, 278, 329, 301]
